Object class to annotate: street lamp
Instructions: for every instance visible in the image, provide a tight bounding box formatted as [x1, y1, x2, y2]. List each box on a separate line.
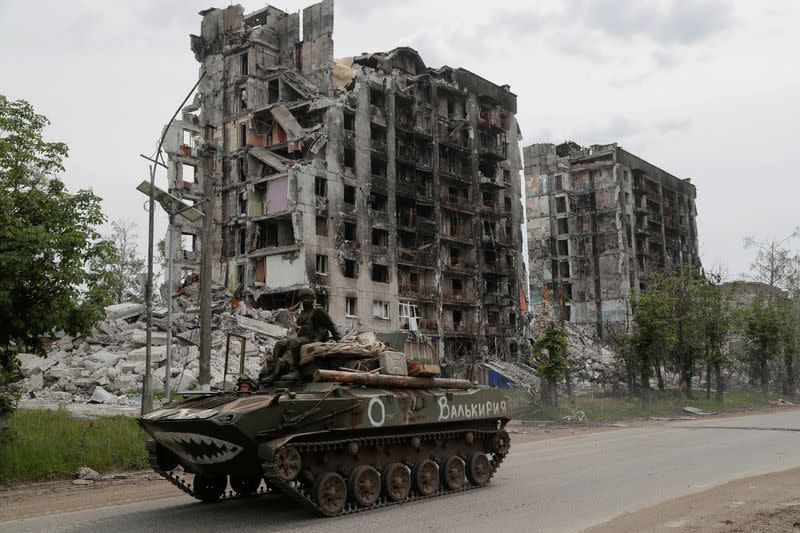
[136, 181, 203, 409]
[137, 74, 205, 416]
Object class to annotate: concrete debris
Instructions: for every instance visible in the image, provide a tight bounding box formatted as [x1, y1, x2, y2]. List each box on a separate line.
[104, 303, 146, 321]
[88, 386, 113, 404]
[11, 283, 292, 410]
[650, 416, 696, 421]
[76, 466, 100, 480]
[769, 399, 795, 406]
[72, 479, 94, 486]
[683, 406, 717, 416]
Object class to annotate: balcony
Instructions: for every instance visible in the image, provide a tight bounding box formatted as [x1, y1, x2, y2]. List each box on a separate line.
[442, 289, 476, 305]
[478, 109, 509, 131]
[371, 174, 388, 191]
[398, 248, 436, 268]
[484, 262, 511, 276]
[439, 159, 472, 183]
[396, 176, 416, 197]
[484, 293, 512, 306]
[478, 132, 508, 160]
[443, 322, 477, 335]
[440, 231, 474, 245]
[443, 259, 476, 274]
[480, 199, 504, 217]
[371, 138, 387, 153]
[419, 319, 438, 333]
[399, 282, 436, 300]
[440, 193, 472, 211]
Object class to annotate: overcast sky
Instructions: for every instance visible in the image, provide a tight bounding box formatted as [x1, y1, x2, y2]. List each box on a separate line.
[1, 0, 798, 280]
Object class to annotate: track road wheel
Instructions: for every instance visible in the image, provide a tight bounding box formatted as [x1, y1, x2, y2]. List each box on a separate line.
[440, 455, 466, 491]
[492, 430, 511, 455]
[193, 474, 227, 502]
[349, 465, 381, 507]
[382, 463, 411, 502]
[412, 459, 439, 496]
[274, 446, 302, 481]
[466, 452, 491, 486]
[230, 475, 260, 496]
[314, 472, 347, 516]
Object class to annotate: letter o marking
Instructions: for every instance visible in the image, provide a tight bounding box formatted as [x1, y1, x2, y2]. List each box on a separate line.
[368, 397, 385, 427]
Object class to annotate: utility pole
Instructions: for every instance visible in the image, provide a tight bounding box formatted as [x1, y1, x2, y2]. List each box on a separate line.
[198, 127, 215, 390]
[164, 213, 175, 401]
[141, 164, 156, 415]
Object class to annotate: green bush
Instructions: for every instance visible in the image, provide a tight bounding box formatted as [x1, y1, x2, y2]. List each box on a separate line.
[0, 409, 149, 484]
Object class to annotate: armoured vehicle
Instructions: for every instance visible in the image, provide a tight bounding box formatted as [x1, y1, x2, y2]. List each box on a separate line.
[139, 370, 511, 516]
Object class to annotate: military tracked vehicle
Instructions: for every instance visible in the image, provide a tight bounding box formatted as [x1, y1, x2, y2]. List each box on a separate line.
[139, 369, 511, 516]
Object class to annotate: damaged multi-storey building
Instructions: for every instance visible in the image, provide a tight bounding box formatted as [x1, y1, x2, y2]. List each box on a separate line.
[160, 0, 527, 377]
[524, 141, 700, 336]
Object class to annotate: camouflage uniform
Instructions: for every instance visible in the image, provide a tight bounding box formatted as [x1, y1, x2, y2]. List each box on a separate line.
[262, 304, 340, 383]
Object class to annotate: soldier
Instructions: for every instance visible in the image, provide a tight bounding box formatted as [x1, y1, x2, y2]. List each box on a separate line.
[260, 287, 341, 384]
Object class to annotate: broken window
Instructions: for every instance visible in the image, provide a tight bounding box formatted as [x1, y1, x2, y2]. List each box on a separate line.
[239, 123, 247, 148]
[182, 129, 194, 149]
[372, 264, 389, 283]
[239, 227, 246, 255]
[451, 278, 463, 294]
[488, 311, 500, 324]
[182, 163, 197, 185]
[450, 247, 461, 265]
[343, 111, 355, 132]
[346, 297, 357, 317]
[316, 216, 328, 236]
[369, 87, 385, 108]
[559, 260, 570, 278]
[554, 174, 564, 191]
[344, 148, 356, 173]
[372, 228, 388, 247]
[240, 52, 248, 76]
[343, 185, 356, 205]
[504, 197, 512, 212]
[238, 159, 246, 182]
[503, 169, 511, 183]
[556, 217, 569, 235]
[373, 300, 389, 320]
[315, 176, 327, 197]
[240, 88, 248, 111]
[452, 309, 463, 325]
[268, 79, 279, 104]
[371, 156, 386, 177]
[181, 233, 196, 251]
[315, 254, 328, 274]
[555, 196, 567, 213]
[557, 239, 569, 256]
[239, 191, 247, 215]
[399, 302, 419, 318]
[344, 259, 357, 278]
[371, 193, 387, 211]
[344, 222, 356, 241]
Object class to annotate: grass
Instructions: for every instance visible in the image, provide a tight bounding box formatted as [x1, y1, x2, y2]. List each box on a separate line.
[0, 409, 149, 484]
[507, 389, 777, 423]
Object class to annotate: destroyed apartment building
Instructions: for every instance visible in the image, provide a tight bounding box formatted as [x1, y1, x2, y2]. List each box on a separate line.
[524, 141, 700, 337]
[159, 0, 527, 373]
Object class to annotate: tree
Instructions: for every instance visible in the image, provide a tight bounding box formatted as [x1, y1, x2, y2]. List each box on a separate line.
[630, 273, 676, 402]
[105, 219, 145, 304]
[743, 231, 799, 393]
[698, 272, 735, 401]
[530, 323, 568, 406]
[0, 95, 115, 379]
[742, 297, 786, 395]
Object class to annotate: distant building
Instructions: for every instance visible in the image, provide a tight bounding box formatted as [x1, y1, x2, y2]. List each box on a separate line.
[524, 141, 700, 336]
[159, 1, 527, 374]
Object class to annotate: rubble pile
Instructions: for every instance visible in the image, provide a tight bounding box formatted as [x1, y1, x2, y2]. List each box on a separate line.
[12, 285, 290, 406]
[564, 323, 627, 395]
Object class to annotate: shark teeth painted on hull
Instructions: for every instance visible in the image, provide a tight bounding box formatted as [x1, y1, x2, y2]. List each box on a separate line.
[155, 431, 243, 464]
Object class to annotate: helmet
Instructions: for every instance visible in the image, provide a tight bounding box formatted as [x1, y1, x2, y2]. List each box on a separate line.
[298, 287, 315, 299]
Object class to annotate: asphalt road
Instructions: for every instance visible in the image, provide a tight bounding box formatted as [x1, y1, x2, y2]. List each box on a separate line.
[3, 410, 799, 533]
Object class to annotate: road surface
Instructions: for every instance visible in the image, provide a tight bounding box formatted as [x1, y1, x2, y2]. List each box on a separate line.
[2, 409, 799, 533]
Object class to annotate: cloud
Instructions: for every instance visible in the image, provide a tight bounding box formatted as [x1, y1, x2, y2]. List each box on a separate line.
[575, 116, 641, 143]
[655, 118, 693, 135]
[568, 0, 737, 46]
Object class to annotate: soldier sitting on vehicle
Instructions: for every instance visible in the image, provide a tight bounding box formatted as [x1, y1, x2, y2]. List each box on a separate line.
[259, 287, 341, 385]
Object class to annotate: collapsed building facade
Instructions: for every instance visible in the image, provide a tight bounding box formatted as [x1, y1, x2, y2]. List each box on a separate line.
[524, 141, 700, 336]
[160, 0, 527, 375]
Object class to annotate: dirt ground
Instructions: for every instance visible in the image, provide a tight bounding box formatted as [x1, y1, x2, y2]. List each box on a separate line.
[587, 467, 800, 533]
